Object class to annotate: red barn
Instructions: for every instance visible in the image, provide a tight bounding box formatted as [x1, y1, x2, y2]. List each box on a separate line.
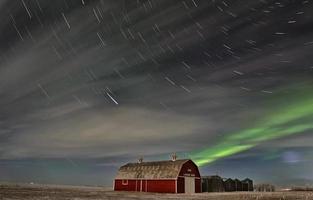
[114, 159, 201, 193]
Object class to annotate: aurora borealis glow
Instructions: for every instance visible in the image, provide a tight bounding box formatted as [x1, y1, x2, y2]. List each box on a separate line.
[191, 89, 313, 166]
[1, 0, 313, 187]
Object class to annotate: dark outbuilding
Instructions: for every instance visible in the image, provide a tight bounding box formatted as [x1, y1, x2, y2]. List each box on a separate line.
[224, 178, 236, 192]
[201, 175, 225, 192]
[234, 179, 243, 191]
[242, 178, 254, 191]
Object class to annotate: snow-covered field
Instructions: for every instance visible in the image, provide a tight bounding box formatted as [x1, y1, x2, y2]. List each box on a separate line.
[1, 184, 313, 200]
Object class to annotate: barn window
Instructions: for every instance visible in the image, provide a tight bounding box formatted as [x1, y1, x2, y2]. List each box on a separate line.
[122, 180, 128, 185]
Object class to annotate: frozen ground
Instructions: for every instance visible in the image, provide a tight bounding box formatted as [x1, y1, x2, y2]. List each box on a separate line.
[1, 184, 313, 200]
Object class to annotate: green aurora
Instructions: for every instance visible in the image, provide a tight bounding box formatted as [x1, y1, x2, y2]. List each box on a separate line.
[190, 87, 313, 167]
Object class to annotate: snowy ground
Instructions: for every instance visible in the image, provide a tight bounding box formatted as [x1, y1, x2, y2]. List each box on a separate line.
[1, 184, 313, 200]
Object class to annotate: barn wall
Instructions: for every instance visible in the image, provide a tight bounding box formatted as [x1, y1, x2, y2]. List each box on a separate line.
[114, 180, 137, 191]
[195, 178, 201, 193]
[136, 180, 140, 191]
[141, 180, 146, 192]
[115, 179, 176, 193]
[146, 180, 176, 193]
[177, 177, 184, 193]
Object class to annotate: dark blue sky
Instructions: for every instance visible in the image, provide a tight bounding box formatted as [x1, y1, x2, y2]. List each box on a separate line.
[0, 0, 313, 187]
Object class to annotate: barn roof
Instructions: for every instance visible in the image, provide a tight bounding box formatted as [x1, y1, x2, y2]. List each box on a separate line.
[115, 159, 190, 179]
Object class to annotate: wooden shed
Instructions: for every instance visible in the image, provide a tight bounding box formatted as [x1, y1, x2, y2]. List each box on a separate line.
[242, 181, 249, 191]
[201, 175, 225, 192]
[242, 178, 253, 191]
[114, 159, 201, 193]
[224, 178, 236, 192]
[234, 179, 243, 191]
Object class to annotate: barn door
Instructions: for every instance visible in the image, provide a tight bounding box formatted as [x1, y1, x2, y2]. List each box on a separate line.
[184, 177, 195, 193]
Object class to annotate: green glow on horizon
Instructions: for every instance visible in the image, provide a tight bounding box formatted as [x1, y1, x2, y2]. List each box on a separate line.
[191, 88, 313, 167]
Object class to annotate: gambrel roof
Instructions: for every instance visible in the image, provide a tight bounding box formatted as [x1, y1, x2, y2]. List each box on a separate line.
[115, 159, 190, 179]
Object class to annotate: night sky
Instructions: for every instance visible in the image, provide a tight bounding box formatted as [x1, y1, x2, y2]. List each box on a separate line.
[1, 0, 313, 187]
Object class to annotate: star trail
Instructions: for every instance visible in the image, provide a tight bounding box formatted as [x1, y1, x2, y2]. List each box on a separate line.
[0, 0, 313, 186]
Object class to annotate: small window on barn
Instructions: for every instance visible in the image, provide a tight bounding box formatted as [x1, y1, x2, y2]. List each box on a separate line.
[122, 179, 128, 185]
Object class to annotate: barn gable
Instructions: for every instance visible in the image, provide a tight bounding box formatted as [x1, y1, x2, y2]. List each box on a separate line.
[115, 159, 190, 179]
